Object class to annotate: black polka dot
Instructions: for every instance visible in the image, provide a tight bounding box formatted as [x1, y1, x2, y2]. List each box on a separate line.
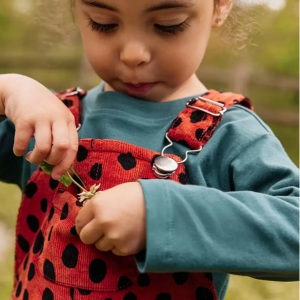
[118, 276, 133, 290]
[26, 215, 39, 233]
[48, 226, 53, 241]
[41, 198, 48, 213]
[118, 153, 137, 171]
[77, 145, 88, 162]
[17, 235, 29, 253]
[23, 255, 29, 270]
[76, 200, 83, 207]
[40, 241, 44, 255]
[173, 272, 188, 285]
[28, 263, 35, 281]
[172, 117, 182, 128]
[62, 244, 79, 268]
[195, 128, 205, 141]
[70, 226, 79, 236]
[123, 293, 137, 300]
[60, 203, 69, 220]
[138, 273, 150, 287]
[42, 288, 54, 300]
[88, 163, 102, 180]
[70, 288, 74, 300]
[156, 293, 171, 300]
[205, 273, 213, 281]
[78, 289, 92, 295]
[190, 110, 207, 123]
[48, 206, 54, 221]
[58, 187, 66, 194]
[178, 140, 190, 148]
[16, 273, 19, 282]
[89, 259, 107, 283]
[196, 287, 213, 300]
[33, 230, 44, 254]
[72, 173, 83, 193]
[178, 173, 187, 185]
[24, 182, 38, 199]
[44, 259, 56, 282]
[62, 99, 73, 107]
[16, 281, 22, 297]
[23, 289, 29, 300]
[49, 178, 59, 190]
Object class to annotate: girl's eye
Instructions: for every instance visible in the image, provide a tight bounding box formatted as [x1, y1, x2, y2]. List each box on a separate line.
[154, 21, 189, 35]
[88, 19, 189, 35]
[88, 19, 118, 33]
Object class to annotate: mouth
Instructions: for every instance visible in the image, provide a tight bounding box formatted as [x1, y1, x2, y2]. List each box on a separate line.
[123, 82, 157, 95]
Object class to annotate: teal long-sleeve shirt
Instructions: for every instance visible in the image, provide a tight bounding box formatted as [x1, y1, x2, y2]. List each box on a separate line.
[0, 82, 299, 299]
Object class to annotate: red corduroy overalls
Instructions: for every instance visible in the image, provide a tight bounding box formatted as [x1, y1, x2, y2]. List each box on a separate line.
[11, 88, 253, 300]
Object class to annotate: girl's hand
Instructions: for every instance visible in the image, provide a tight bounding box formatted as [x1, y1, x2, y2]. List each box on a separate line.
[0, 74, 78, 179]
[75, 182, 147, 256]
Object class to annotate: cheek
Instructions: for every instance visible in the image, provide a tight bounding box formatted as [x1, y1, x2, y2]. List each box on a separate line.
[159, 38, 207, 83]
[81, 34, 115, 76]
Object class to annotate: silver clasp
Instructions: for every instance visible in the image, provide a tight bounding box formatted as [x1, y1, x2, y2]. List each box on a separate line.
[63, 87, 84, 97]
[186, 96, 227, 117]
[152, 133, 202, 179]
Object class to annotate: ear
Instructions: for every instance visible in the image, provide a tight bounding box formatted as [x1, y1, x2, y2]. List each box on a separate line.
[212, 0, 234, 28]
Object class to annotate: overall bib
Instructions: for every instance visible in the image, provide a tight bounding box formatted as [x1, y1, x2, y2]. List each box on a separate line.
[11, 88, 252, 300]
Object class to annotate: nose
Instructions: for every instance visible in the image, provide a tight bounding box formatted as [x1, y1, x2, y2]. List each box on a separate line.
[120, 39, 151, 68]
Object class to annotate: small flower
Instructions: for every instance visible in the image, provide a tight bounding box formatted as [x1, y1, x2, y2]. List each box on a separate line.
[78, 183, 101, 206]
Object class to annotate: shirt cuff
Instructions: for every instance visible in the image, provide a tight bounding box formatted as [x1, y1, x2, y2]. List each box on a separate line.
[135, 179, 173, 273]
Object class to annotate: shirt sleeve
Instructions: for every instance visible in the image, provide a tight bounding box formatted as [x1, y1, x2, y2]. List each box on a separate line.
[0, 118, 23, 187]
[136, 133, 299, 281]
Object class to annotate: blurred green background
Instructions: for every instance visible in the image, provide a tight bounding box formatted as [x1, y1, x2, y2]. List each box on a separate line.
[0, 0, 298, 299]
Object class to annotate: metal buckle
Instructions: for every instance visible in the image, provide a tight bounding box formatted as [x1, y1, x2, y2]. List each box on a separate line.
[60, 88, 83, 132]
[161, 133, 202, 164]
[186, 96, 227, 117]
[63, 87, 84, 97]
[152, 133, 202, 179]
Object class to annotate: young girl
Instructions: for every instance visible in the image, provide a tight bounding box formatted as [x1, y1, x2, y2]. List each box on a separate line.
[0, 0, 298, 299]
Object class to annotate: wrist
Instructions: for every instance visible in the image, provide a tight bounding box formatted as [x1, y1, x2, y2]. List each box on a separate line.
[0, 74, 35, 118]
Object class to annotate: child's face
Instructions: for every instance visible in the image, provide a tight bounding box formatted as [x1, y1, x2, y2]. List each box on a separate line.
[76, 0, 217, 101]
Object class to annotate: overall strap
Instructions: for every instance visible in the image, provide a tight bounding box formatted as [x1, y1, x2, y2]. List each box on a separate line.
[167, 90, 253, 150]
[55, 87, 87, 129]
[55, 87, 253, 152]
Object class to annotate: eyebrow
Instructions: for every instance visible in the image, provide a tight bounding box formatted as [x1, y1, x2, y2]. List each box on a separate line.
[81, 0, 195, 13]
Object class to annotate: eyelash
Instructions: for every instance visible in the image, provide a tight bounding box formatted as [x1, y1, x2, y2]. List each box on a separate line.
[88, 19, 189, 35]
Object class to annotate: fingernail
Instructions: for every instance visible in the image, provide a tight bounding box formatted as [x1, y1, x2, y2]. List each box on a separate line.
[25, 151, 32, 162]
[52, 174, 61, 180]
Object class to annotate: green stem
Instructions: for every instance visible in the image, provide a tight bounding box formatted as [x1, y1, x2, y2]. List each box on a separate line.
[67, 172, 87, 192]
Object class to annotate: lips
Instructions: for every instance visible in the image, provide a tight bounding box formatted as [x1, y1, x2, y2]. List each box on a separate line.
[124, 82, 156, 95]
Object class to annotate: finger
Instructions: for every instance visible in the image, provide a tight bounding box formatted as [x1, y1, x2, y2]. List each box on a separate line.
[79, 218, 104, 244]
[95, 236, 114, 252]
[14, 121, 34, 156]
[111, 247, 127, 256]
[44, 121, 69, 166]
[25, 122, 52, 164]
[51, 120, 79, 180]
[75, 199, 95, 235]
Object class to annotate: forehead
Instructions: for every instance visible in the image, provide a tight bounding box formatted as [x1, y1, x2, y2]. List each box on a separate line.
[80, 0, 200, 13]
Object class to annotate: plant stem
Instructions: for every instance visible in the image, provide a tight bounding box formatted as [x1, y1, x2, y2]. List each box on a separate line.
[67, 172, 87, 192]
